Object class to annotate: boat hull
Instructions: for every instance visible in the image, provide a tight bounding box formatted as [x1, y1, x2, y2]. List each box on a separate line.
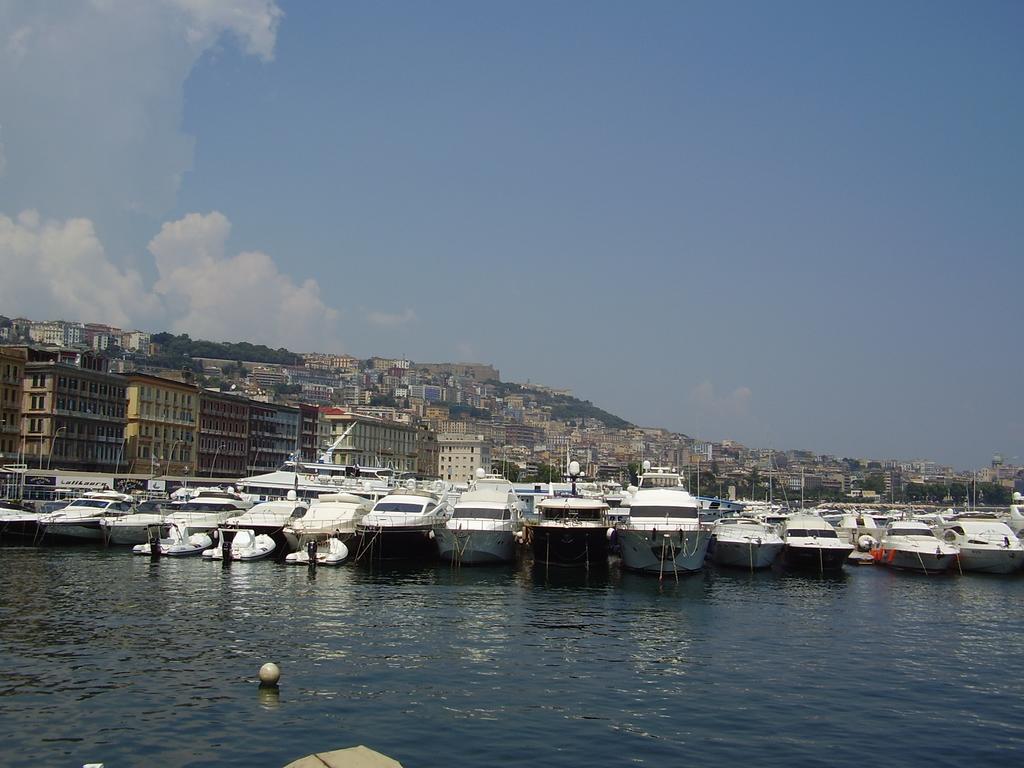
[0, 519, 41, 542]
[871, 546, 956, 574]
[618, 528, 711, 575]
[39, 520, 105, 544]
[102, 523, 169, 546]
[526, 524, 608, 567]
[351, 524, 438, 562]
[435, 527, 517, 565]
[712, 539, 784, 570]
[782, 544, 850, 572]
[957, 547, 1024, 574]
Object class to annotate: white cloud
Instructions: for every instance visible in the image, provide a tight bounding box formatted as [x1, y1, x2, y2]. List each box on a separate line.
[367, 309, 417, 328]
[149, 211, 339, 349]
[0, 210, 161, 328]
[0, 209, 341, 351]
[0, 1, 282, 223]
[167, 0, 283, 61]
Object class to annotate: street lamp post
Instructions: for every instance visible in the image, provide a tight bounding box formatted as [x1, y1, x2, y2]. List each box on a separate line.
[167, 439, 184, 477]
[46, 426, 67, 471]
[210, 442, 225, 478]
[115, 436, 126, 476]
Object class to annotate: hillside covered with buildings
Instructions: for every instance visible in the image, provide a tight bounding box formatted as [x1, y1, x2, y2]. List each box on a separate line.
[1, 314, 1019, 504]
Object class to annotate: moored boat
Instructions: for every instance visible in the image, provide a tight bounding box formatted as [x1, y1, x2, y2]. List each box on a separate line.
[525, 496, 610, 568]
[284, 537, 349, 566]
[283, 492, 372, 552]
[780, 514, 853, 573]
[938, 519, 1023, 574]
[711, 517, 784, 570]
[351, 486, 454, 562]
[37, 491, 136, 544]
[870, 520, 958, 574]
[0, 500, 45, 542]
[435, 470, 524, 565]
[133, 524, 213, 557]
[203, 528, 276, 561]
[617, 466, 710, 576]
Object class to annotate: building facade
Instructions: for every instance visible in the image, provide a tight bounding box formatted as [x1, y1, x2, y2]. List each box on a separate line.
[248, 402, 299, 473]
[437, 433, 491, 484]
[197, 389, 250, 477]
[298, 403, 320, 464]
[124, 373, 199, 475]
[0, 347, 26, 460]
[20, 352, 127, 471]
[319, 409, 418, 473]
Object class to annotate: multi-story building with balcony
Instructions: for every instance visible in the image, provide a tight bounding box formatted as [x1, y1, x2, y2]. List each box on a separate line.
[248, 402, 299, 473]
[298, 403, 320, 464]
[0, 346, 27, 460]
[197, 389, 250, 477]
[319, 408, 418, 473]
[123, 373, 199, 475]
[437, 433, 491, 484]
[20, 350, 127, 471]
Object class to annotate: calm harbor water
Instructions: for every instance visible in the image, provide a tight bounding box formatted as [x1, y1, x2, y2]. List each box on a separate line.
[1, 547, 1023, 767]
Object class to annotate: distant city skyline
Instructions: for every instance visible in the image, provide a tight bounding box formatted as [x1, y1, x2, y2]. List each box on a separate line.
[1, 2, 1020, 470]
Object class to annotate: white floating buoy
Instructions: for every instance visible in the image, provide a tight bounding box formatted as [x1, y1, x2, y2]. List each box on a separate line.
[259, 662, 281, 687]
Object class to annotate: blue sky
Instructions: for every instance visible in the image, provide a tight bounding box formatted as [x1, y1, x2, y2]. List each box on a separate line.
[1, 1, 1021, 469]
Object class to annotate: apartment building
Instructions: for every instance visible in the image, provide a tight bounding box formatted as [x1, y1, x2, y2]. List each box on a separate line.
[197, 389, 250, 477]
[0, 347, 26, 460]
[20, 351, 127, 471]
[248, 402, 299, 473]
[437, 433, 491, 484]
[319, 408, 418, 473]
[124, 373, 199, 475]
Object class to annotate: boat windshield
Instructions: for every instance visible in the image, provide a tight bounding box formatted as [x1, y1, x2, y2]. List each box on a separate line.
[787, 528, 838, 539]
[173, 502, 240, 512]
[69, 499, 119, 510]
[889, 528, 936, 538]
[629, 504, 698, 519]
[374, 502, 426, 514]
[541, 508, 604, 521]
[640, 476, 682, 489]
[453, 507, 511, 521]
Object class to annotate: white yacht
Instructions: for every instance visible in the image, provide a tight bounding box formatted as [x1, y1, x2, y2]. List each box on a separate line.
[710, 517, 784, 570]
[352, 485, 454, 562]
[617, 465, 710, 576]
[236, 453, 397, 502]
[203, 529, 276, 561]
[871, 520, 959, 574]
[100, 500, 169, 546]
[939, 519, 1024, 574]
[283, 492, 373, 551]
[38, 491, 136, 544]
[435, 470, 525, 565]
[780, 514, 853, 572]
[164, 487, 253, 533]
[219, 493, 308, 553]
[133, 524, 214, 557]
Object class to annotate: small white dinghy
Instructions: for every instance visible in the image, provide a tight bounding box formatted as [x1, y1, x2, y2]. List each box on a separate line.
[285, 537, 350, 566]
[133, 524, 213, 557]
[203, 529, 276, 561]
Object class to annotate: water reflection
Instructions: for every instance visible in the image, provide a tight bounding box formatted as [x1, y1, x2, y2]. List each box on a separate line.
[3, 549, 1024, 768]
